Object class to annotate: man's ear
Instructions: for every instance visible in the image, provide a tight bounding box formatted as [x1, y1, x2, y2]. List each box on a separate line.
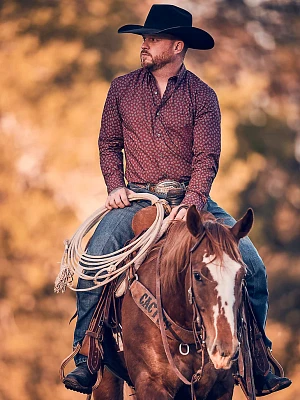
[174, 40, 184, 54]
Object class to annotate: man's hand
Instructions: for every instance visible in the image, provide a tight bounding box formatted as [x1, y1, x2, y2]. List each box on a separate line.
[169, 204, 189, 221]
[105, 187, 135, 210]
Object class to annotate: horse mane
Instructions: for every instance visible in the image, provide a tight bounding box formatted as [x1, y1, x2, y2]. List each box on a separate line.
[159, 212, 244, 294]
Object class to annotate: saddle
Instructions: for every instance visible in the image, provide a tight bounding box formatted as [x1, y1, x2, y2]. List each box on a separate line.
[132, 204, 158, 236]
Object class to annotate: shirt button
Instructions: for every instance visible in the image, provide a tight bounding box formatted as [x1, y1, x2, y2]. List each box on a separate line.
[156, 111, 160, 116]
[157, 133, 161, 137]
[154, 91, 158, 95]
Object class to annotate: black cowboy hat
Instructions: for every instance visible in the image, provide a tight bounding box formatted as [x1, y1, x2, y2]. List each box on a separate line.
[118, 4, 214, 50]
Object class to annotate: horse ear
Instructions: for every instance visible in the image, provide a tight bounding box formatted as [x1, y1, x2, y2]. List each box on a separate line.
[186, 205, 205, 237]
[230, 208, 254, 240]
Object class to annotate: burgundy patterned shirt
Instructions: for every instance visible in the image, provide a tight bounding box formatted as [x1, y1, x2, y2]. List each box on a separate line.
[98, 64, 221, 210]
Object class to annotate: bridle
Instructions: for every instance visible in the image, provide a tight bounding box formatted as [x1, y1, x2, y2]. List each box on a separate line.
[156, 230, 207, 398]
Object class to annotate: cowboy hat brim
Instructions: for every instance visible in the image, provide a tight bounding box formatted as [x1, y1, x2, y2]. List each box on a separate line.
[118, 25, 214, 50]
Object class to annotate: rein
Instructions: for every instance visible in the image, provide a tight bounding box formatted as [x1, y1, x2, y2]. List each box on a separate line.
[156, 231, 207, 397]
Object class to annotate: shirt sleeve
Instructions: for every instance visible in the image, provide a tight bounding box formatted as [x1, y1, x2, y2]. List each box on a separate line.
[182, 87, 221, 210]
[98, 79, 126, 193]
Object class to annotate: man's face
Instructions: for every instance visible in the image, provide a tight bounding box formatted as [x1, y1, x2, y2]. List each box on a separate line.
[140, 34, 178, 71]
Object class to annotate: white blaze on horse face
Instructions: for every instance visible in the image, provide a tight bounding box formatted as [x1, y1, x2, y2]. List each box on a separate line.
[203, 253, 241, 342]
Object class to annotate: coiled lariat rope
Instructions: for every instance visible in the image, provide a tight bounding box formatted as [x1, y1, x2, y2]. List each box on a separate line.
[54, 193, 171, 294]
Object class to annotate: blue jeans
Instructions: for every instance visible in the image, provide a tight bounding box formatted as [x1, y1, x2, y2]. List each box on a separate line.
[74, 188, 271, 365]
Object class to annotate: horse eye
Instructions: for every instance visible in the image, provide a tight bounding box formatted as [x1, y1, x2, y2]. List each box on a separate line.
[193, 272, 202, 281]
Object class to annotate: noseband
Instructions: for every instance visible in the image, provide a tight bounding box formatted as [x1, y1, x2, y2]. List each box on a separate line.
[156, 231, 207, 394]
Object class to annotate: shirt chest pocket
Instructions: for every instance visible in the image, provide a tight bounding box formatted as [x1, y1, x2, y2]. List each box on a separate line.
[161, 99, 194, 136]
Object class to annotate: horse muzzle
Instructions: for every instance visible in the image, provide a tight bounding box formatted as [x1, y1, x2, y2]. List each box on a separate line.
[208, 340, 240, 370]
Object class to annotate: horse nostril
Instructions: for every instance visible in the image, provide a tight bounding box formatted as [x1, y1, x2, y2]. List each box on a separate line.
[213, 345, 229, 358]
[212, 345, 218, 355]
[220, 350, 231, 358]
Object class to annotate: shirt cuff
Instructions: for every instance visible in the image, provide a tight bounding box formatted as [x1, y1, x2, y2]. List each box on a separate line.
[105, 176, 126, 194]
[182, 191, 207, 211]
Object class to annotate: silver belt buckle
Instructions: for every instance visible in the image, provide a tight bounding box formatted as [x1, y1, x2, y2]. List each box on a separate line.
[154, 180, 182, 195]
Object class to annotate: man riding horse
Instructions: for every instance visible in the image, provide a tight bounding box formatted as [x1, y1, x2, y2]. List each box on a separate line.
[63, 4, 291, 397]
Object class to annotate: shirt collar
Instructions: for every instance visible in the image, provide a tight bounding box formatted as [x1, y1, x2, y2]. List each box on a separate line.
[145, 63, 187, 85]
[171, 63, 186, 86]
[171, 63, 186, 82]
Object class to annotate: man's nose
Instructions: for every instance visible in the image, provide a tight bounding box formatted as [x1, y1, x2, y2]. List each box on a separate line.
[141, 39, 149, 50]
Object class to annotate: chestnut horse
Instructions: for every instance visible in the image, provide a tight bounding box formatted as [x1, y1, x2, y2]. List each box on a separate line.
[94, 205, 254, 400]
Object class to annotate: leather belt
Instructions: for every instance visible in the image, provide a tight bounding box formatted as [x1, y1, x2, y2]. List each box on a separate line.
[130, 179, 189, 195]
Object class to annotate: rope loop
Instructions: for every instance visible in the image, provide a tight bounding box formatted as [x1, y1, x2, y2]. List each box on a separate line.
[54, 193, 170, 293]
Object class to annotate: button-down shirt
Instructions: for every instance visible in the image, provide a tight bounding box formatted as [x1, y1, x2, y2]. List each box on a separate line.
[99, 64, 221, 210]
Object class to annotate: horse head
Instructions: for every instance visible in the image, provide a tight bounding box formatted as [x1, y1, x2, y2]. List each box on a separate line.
[186, 206, 254, 370]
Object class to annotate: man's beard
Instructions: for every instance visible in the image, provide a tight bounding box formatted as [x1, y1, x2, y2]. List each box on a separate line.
[140, 51, 174, 71]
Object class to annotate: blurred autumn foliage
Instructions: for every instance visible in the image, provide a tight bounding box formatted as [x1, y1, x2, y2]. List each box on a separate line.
[0, 0, 299, 399]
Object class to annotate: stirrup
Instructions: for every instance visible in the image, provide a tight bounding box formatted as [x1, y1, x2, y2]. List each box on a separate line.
[60, 343, 103, 396]
[267, 348, 284, 377]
